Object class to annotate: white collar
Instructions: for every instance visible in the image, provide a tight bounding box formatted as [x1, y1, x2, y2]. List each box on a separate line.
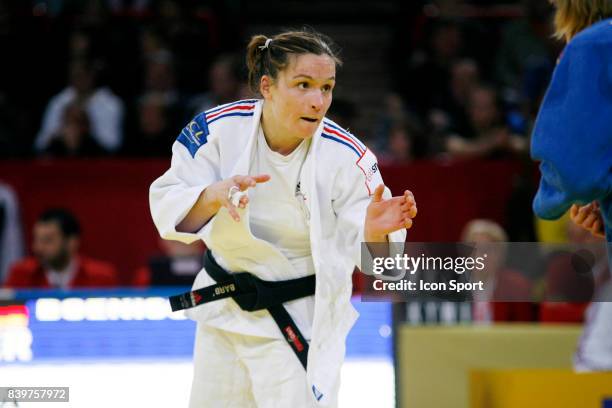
[46, 258, 78, 289]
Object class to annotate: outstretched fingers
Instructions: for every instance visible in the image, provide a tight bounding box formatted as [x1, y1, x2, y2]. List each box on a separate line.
[233, 174, 271, 191]
[223, 198, 241, 222]
[402, 190, 417, 218]
[237, 194, 249, 209]
[403, 216, 413, 229]
[571, 202, 594, 225]
[591, 220, 606, 238]
[223, 174, 271, 221]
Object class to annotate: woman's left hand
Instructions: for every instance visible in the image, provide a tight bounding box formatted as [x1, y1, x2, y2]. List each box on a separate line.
[364, 184, 417, 242]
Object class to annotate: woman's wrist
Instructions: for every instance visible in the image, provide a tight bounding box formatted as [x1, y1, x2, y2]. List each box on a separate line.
[364, 224, 387, 242]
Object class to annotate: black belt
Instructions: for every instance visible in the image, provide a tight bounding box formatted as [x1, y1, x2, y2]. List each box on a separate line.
[169, 251, 315, 369]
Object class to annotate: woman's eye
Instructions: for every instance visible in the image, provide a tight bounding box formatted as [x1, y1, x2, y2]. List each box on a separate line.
[298, 82, 309, 89]
[322, 85, 332, 92]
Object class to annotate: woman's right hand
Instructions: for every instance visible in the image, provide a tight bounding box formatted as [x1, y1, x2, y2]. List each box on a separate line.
[176, 174, 270, 233]
[203, 174, 270, 222]
[570, 201, 605, 239]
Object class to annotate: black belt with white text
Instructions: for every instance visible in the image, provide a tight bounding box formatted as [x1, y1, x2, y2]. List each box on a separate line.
[169, 250, 315, 369]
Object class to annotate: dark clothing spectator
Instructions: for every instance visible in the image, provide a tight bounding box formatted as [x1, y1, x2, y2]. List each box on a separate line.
[40, 101, 106, 158]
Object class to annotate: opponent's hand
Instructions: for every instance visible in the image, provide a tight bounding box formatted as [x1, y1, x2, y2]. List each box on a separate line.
[203, 174, 270, 222]
[364, 184, 417, 242]
[570, 202, 605, 239]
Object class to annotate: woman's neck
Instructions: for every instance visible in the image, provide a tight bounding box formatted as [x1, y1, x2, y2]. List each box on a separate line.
[261, 105, 303, 155]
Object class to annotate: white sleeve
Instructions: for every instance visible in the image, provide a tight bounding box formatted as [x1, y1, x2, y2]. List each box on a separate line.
[88, 89, 124, 151]
[149, 113, 220, 244]
[333, 148, 407, 272]
[34, 92, 71, 151]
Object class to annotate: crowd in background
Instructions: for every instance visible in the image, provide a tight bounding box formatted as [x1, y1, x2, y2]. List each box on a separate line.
[2, 0, 607, 323]
[0, 0, 245, 157]
[0, 0, 561, 163]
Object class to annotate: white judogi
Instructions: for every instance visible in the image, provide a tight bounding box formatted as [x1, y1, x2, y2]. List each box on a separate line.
[150, 99, 406, 406]
[574, 282, 612, 371]
[247, 126, 315, 339]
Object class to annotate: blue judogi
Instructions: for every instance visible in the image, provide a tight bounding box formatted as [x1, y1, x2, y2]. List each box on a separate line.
[531, 18, 612, 246]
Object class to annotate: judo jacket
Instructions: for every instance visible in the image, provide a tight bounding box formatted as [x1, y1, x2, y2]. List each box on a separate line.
[531, 18, 612, 247]
[150, 99, 406, 405]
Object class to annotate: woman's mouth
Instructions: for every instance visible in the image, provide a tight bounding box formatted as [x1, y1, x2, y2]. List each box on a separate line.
[301, 117, 318, 123]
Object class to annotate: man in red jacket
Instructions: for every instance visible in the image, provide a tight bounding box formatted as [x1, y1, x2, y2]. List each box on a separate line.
[4, 208, 119, 289]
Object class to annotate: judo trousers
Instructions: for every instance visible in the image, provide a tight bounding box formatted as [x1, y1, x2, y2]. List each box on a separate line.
[189, 323, 339, 408]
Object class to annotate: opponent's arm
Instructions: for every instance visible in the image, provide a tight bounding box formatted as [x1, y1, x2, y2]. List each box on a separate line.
[531, 40, 612, 220]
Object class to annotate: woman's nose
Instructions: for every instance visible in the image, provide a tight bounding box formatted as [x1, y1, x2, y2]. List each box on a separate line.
[310, 91, 324, 111]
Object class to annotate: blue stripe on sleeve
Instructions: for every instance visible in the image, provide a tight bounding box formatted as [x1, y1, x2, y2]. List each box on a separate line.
[323, 120, 366, 151]
[321, 133, 361, 157]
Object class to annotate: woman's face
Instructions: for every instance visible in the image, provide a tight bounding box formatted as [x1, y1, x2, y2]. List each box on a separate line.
[261, 53, 336, 140]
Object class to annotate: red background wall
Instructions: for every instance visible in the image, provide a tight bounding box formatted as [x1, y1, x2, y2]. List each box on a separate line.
[0, 159, 528, 284]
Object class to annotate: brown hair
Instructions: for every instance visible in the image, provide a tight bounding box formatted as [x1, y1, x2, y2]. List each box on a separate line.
[245, 29, 342, 93]
[551, 0, 612, 41]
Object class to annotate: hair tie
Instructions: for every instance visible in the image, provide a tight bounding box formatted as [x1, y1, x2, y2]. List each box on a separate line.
[258, 38, 272, 51]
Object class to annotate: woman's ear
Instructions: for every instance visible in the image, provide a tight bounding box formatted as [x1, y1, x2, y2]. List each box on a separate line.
[260, 75, 272, 98]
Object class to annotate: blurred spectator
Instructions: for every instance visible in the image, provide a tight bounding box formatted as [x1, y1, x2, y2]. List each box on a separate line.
[34, 58, 124, 153]
[151, 0, 221, 90]
[4, 208, 119, 289]
[429, 58, 480, 138]
[372, 93, 406, 148]
[142, 49, 178, 104]
[373, 93, 429, 158]
[327, 98, 361, 145]
[123, 49, 182, 155]
[132, 238, 205, 287]
[495, 0, 556, 97]
[495, 0, 559, 138]
[327, 98, 358, 131]
[0, 182, 24, 284]
[123, 92, 175, 156]
[398, 18, 466, 118]
[68, 25, 101, 61]
[461, 219, 535, 322]
[140, 25, 169, 62]
[445, 84, 527, 159]
[40, 101, 105, 158]
[186, 53, 245, 117]
[379, 114, 426, 164]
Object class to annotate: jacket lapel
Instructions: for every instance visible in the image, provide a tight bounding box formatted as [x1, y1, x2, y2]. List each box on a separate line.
[306, 121, 325, 265]
[230, 100, 262, 177]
